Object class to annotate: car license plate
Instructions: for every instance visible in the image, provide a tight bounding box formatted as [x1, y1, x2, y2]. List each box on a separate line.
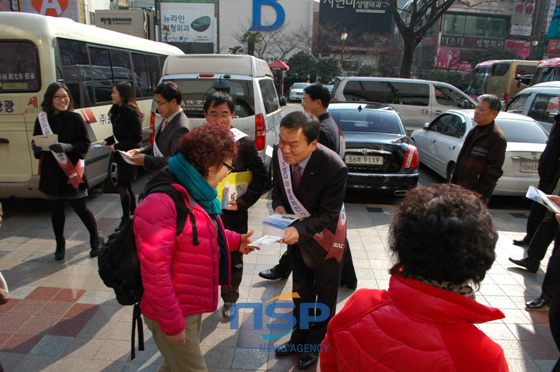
[345, 155, 383, 165]
[520, 161, 538, 173]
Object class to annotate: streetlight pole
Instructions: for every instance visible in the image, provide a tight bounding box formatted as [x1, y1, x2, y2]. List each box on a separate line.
[340, 29, 348, 69]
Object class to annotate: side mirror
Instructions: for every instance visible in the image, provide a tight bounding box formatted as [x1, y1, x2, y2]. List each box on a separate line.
[213, 74, 231, 92]
[280, 97, 287, 106]
[423, 122, 430, 130]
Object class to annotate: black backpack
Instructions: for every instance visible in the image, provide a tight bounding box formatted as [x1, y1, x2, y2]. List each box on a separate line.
[98, 183, 198, 359]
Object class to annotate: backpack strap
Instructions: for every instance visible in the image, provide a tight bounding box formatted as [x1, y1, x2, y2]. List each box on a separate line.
[130, 303, 144, 360]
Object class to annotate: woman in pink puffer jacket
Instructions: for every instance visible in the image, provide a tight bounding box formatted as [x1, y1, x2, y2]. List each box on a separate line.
[134, 123, 256, 372]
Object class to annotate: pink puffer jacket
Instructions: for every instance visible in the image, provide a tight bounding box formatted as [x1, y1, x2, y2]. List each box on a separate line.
[134, 183, 241, 336]
[321, 275, 508, 371]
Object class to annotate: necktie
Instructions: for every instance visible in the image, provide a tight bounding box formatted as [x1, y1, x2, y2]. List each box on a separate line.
[161, 118, 169, 131]
[293, 164, 302, 189]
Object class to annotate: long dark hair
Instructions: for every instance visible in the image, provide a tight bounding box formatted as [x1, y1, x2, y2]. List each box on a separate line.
[41, 82, 74, 114]
[109, 81, 144, 119]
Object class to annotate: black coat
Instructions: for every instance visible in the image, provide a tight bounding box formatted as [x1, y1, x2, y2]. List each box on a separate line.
[538, 115, 560, 183]
[105, 105, 142, 151]
[33, 111, 91, 195]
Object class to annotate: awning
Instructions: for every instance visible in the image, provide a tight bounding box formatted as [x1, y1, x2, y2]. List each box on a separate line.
[269, 59, 290, 71]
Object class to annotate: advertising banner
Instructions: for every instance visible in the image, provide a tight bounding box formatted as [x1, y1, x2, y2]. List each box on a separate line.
[319, 0, 393, 35]
[160, 2, 215, 43]
[20, 0, 84, 23]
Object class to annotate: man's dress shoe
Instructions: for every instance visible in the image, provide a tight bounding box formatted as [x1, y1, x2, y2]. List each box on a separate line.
[298, 351, 319, 369]
[513, 239, 529, 248]
[259, 267, 290, 280]
[508, 257, 538, 273]
[275, 342, 298, 356]
[526, 296, 550, 309]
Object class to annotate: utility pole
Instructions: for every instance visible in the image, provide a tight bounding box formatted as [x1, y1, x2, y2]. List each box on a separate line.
[530, 0, 546, 60]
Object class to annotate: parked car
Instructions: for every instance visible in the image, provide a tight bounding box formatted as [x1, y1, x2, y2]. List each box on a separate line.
[289, 82, 310, 102]
[411, 110, 548, 196]
[329, 102, 419, 195]
[505, 81, 560, 133]
[330, 77, 476, 133]
[154, 54, 283, 170]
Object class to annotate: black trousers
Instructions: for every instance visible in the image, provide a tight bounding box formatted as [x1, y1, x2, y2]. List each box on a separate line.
[525, 211, 558, 267]
[288, 243, 342, 346]
[525, 178, 557, 242]
[274, 238, 357, 285]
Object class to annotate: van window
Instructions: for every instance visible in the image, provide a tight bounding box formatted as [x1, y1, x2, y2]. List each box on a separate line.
[343, 81, 429, 106]
[506, 94, 529, 113]
[434, 85, 476, 108]
[527, 94, 560, 125]
[171, 78, 255, 118]
[491, 63, 510, 76]
[259, 79, 279, 114]
[0, 41, 41, 93]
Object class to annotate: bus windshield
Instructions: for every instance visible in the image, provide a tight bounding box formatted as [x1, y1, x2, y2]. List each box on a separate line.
[531, 65, 560, 85]
[466, 65, 491, 97]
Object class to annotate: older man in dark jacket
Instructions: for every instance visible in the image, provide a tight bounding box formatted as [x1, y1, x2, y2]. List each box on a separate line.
[451, 94, 507, 204]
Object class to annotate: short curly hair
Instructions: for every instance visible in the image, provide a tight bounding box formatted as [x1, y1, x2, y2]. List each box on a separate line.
[175, 123, 237, 178]
[389, 184, 497, 285]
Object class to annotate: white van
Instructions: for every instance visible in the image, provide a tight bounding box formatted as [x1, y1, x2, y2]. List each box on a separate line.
[154, 54, 284, 170]
[330, 77, 476, 132]
[505, 81, 560, 134]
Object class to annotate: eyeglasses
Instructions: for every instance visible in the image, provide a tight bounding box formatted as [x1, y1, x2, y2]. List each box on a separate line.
[155, 100, 168, 106]
[223, 162, 235, 175]
[53, 95, 70, 101]
[208, 112, 232, 120]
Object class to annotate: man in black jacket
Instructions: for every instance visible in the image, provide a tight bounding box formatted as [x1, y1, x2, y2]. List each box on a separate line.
[203, 91, 268, 320]
[513, 112, 560, 248]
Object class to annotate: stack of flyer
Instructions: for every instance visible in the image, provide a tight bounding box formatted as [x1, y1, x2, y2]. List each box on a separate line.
[526, 185, 560, 213]
[249, 214, 301, 248]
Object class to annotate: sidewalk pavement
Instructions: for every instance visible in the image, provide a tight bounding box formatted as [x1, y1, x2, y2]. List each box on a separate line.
[0, 189, 558, 372]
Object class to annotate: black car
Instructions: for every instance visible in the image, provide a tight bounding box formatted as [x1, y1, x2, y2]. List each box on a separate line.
[329, 102, 419, 195]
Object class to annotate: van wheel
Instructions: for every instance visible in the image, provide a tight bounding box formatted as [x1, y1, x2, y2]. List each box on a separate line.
[446, 163, 455, 184]
[103, 153, 118, 193]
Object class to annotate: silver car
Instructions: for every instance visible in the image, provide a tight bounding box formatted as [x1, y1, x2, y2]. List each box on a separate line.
[289, 82, 310, 102]
[411, 110, 548, 196]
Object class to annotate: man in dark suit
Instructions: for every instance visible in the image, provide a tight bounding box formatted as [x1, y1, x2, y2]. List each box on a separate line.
[272, 111, 348, 370]
[128, 81, 192, 172]
[259, 83, 357, 289]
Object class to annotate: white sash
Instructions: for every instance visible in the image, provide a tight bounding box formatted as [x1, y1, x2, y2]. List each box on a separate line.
[153, 121, 164, 157]
[38, 111, 85, 189]
[231, 127, 248, 142]
[277, 148, 346, 261]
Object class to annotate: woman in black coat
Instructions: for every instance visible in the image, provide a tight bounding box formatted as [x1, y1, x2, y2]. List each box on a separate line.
[31, 82, 104, 261]
[100, 82, 143, 231]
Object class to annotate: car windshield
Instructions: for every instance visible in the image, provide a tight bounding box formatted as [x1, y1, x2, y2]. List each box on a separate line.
[496, 119, 548, 143]
[292, 83, 308, 89]
[331, 109, 404, 134]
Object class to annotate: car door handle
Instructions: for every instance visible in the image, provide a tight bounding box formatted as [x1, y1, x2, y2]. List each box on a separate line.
[448, 145, 455, 150]
[430, 139, 436, 143]
[0, 138, 9, 144]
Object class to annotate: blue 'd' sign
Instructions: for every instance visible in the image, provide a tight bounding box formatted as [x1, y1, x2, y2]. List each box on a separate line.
[251, 0, 286, 31]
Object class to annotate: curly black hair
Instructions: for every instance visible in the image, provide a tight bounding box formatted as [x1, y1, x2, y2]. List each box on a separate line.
[389, 184, 497, 285]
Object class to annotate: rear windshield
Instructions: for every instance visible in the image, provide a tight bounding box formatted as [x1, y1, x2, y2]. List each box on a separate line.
[0, 41, 41, 93]
[170, 78, 255, 118]
[343, 80, 429, 106]
[497, 119, 548, 143]
[330, 109, 404, 134]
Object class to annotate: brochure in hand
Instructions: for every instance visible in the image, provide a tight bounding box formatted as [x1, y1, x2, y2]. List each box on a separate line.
[33, 134, 58, 151]
[526, 185, 560, 213]
[216, 170, 252, 208]
[117, 150, 140, 166]
[253, 213, 302, 247]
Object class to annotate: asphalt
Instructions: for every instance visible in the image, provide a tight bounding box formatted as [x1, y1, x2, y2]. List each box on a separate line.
[0, 181, 558, 371]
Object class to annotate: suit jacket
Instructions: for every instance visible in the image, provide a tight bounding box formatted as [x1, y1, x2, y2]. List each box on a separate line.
[141, 111, 193, 172]
[271, 144, 348, 252]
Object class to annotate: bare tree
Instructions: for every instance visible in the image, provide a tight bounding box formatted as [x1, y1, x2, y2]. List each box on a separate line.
[386, 0, 459, 77]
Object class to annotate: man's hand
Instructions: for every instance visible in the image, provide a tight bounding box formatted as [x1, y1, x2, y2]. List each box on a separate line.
[548, 195, 560, 223]
[127, 148, 141, 155]
[128, 153, 145, 165]
[279, 226, 299, 245]
[31, 142, 42, 156]
[274, 206, 287, 214]
[223, 200, 238, 211]
[165, 331, 186, 345]
[239, 230, 259, 254]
